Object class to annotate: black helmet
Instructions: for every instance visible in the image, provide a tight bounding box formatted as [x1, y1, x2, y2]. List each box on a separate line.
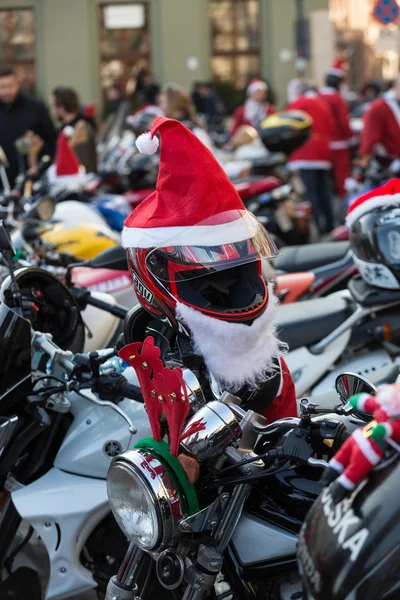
[348, 181, 400, 290]
[258, 110, 312, 155]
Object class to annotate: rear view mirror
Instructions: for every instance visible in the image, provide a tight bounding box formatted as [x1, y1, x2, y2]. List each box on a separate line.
[34, 196, 55, 221]
[335, 372, 376, 404]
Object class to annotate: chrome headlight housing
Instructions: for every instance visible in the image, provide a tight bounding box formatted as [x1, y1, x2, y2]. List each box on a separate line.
[107, 449, 184, 551]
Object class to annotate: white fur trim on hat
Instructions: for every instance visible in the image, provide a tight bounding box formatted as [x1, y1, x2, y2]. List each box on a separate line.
[328, 68, 345, 77]
[247, 80, 267, 96]
[135, 132, 159, 155]
[122, 214, 258, 249]
[346, 194, 400, 227]
[47, 163, 86, 191]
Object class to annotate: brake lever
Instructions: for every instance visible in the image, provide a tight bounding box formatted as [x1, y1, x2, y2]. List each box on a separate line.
[69, 383, 137, 434]
[307, 457, 329, 468]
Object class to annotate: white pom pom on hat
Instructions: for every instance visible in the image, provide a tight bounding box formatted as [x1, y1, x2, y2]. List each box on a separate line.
[63, 125, 75, 139]
[136, 132, 159, 155]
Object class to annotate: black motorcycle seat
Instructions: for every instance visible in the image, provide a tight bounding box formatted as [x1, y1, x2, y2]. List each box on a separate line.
[276, 295, 351, 350]
[274, 241, 350, 273]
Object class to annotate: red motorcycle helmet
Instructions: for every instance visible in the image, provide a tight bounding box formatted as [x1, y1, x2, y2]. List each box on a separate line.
[123, 117, 279, 329]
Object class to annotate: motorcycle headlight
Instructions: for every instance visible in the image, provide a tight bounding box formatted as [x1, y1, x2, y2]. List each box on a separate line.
[107, 449, 183, 551]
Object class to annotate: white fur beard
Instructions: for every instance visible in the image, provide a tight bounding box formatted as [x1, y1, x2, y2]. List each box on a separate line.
[176, 286, 286, 391]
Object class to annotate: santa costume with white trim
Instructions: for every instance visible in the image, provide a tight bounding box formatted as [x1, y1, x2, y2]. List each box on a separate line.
[230, 79, 277, 136]
[360, 86, 400, 163]
[322, 384, 400, 501]
[321, 60, 353, 197]
[122, 116, 297, 422]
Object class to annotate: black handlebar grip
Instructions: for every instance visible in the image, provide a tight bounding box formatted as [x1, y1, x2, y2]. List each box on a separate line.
[119, 381, 143, 402]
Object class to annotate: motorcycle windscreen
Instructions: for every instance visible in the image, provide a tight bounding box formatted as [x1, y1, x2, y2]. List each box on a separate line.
[145, 210, 279, 282]
[0, 302, 32, 404]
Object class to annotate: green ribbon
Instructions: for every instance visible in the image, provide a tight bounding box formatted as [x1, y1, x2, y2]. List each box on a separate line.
[134, 437, 199, 516]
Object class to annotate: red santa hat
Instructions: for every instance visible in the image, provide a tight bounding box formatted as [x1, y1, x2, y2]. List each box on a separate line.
[55, 129, 81, 176]
[246, 79, 268, 97]
[47, 129, 86, 190]
[328, 57, 347, 78]
[122, 117, 250, 248]
[346, 178, 400, 228]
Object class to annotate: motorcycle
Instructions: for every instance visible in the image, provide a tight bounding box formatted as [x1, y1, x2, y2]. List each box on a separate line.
[298, 373, 400, 600]
[103, 365, 375, 599]
[0, 224, 154, 599]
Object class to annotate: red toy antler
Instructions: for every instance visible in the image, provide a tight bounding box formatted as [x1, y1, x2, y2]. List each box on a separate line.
[119, 337, 164, 441]
[153, 366, 190, 456]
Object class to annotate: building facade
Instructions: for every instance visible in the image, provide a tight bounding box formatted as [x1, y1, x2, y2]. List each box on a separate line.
[0, 0, 332, 110]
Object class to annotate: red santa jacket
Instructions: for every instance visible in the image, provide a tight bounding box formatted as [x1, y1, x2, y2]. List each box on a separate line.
[262, 357, 297, 423]
[360, 97, 400, 159]
[320, 87, 353, 149]
[287, 93, 334, 170]
[230, 102, 277, 136]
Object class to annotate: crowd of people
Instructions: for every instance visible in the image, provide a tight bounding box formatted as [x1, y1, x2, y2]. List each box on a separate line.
[1, 59, 400, 237]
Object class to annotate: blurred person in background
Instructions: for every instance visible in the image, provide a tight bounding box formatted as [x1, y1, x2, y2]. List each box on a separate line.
[158, 82, 213, 149]
[134, 68, 160, 108]
[50, 86, 97, 173]
[350, 81, 381, 116]
[105, 84, 125, 116]
[230, 79, 276, 136]
[359, 74, 400, 169]
[321, 67, 354, 198]
[192, 82, 224, 120]
[287, 82, 335, 234]
[0, 66, 57, 188]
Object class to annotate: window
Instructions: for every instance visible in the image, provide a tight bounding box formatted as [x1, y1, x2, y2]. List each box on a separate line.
[0, 9, 36, 93]
[99, 3, 151, 95]
[210, 0, 260, 90]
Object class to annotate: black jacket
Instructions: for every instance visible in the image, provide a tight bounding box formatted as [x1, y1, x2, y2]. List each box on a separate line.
[0, 93, 57, 187]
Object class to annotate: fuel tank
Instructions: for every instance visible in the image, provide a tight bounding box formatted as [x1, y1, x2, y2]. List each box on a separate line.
[298, 453, 400, 600]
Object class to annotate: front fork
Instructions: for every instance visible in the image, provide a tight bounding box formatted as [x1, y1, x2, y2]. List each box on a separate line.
[106, 543, 146, 600]
[106, 484, 250, 600]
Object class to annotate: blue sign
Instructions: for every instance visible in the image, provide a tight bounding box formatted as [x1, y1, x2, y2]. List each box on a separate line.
[373, 0, 399, 25]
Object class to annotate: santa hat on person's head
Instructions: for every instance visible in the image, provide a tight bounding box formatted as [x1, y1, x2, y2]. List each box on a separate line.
[246, 79, 268, 97]
[122, 117, 250, 249]
[346, 178, 400, 228]
[47, 129, 86, 190]
[328, 57, 347, 78]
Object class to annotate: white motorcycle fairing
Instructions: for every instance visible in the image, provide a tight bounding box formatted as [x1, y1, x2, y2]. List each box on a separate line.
[52, 200, 110, 230]
[11, 367, 147, 599]
[55, 374, 150, 478]
[81, 290, 121, 353]
[286, 329, 352, 398]
[12, 468, 109, 600]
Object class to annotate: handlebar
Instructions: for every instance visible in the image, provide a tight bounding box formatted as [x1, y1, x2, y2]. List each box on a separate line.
[119, 381, 143, 402]
[70, 286, 128, 319]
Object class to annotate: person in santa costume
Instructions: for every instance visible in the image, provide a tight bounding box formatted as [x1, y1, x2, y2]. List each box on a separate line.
[230, 79, 277, 136]
[46, 128, 86, 193]
[287, 84, 335, 233]
[121, 116, 297, 422]
[321, 384, 400, 503]
[360, 74, 400, 167]
[321, 64, 354, 198]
